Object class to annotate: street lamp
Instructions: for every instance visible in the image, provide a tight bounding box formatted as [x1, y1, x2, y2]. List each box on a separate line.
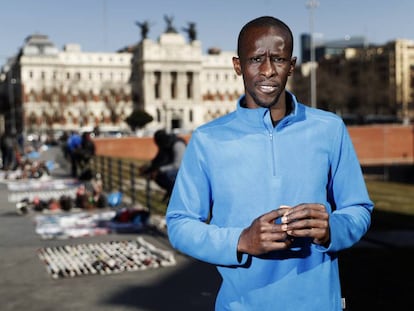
[306, 0, 319, 108]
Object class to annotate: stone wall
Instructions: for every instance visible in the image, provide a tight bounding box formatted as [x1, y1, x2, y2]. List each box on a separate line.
[94, 125, 414, 166]
[348, 125, 414, 165]
[94, 135, 190, 161]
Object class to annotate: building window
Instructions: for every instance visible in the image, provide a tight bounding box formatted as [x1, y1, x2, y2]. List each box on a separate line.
[186, 72, 193, 99]
[171, 72, 177, 99]
[156, 108, 161, 122]
[154, 71, 161, 99]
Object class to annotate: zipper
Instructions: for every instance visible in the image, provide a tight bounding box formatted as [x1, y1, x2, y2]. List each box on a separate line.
[264, 109, 277, 176]
[265, 124, 276, 176]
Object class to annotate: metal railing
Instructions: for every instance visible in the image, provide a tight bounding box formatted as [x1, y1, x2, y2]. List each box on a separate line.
[91, 155, 167, 214]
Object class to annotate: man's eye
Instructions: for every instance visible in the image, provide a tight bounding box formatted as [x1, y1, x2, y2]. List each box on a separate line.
[273, 57, 287, 63]
[250, 57, 262, 63]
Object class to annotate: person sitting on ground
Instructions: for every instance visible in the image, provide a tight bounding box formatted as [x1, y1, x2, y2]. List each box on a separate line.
[139, 129, 186, 201]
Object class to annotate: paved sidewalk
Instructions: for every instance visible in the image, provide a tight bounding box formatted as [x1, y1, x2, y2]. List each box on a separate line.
[0, 146, 413, 310]
[0, 148, 220, 311]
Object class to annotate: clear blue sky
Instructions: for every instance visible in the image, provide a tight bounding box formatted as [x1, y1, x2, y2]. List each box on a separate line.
[1, 0, 414, 66]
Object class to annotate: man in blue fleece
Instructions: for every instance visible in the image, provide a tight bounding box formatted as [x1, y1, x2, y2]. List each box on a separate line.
[166, 16, 374, 310]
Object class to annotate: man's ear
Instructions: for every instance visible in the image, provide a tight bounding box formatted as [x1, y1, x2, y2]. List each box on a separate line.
[232, 57, 242, 75]
[288, 57, 297, 76]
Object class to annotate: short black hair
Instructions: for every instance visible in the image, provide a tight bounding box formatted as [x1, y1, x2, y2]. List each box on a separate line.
[237, 16, 294, 57]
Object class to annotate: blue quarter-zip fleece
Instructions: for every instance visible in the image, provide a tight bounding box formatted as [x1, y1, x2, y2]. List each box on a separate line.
[166, 92, 374, 310]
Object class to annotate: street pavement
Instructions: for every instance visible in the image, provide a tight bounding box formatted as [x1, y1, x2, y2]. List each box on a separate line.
[0, 147, 220, 311]
[0, 146, 413, 310]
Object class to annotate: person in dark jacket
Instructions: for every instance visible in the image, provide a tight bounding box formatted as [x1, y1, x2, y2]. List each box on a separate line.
[1, 133, 15, 170]
[79, 132, 96, 164]
[77, 132, 96, 180]
[139, 129, 186, 200]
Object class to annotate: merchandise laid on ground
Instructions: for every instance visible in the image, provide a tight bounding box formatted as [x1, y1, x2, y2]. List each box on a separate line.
[3, 172, 166, 239]
[35, 210, 116, 239]
[6, 177, 79, 192]
[7, 177, 80, 203]
[0, 156, 54, 182]
[34, 207, 154, 239]
[1, 147, 175, 286]
[37, 237, 176, 279]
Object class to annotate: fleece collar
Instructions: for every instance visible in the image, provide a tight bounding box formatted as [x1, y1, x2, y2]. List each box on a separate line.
[235, 91, 304, 130]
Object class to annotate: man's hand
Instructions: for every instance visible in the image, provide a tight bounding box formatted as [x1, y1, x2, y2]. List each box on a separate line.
[281, 203, 330, 246]
[237, 207, 292, 256]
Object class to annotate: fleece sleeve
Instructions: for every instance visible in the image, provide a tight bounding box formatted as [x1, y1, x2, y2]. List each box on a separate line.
[166, 132, 245, 266]
[322, 122, 374, 252]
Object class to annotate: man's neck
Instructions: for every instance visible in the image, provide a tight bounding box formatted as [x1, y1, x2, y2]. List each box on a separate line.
[270, 92, 292, 126]
[240, 92, 293, 126]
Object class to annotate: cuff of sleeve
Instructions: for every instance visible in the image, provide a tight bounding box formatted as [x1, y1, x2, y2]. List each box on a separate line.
[314, 242, 331, 252]
[233, 228, 248, 265]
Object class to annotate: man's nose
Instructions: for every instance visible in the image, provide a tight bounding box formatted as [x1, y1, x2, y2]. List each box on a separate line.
[260, 57, 276, 77]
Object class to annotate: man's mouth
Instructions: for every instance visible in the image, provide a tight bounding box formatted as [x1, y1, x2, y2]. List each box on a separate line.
[257, 84, 278, 94]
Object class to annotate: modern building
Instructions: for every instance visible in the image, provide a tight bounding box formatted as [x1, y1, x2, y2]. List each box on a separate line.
[295, 35, 414, 124]
[300, 33, 369, 62]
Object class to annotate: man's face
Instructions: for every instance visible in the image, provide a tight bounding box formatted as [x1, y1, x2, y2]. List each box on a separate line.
[233, 26, 296, 109]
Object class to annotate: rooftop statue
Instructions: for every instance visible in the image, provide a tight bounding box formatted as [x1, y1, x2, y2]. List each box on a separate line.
[164, 15, 177, 33]
[183, 22, 197, 41]
[135, 20, 150, 39]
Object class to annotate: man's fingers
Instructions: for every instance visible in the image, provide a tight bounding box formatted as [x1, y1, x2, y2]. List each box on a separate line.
[260, 206, 292, 223]
[282, 204, 328, 224]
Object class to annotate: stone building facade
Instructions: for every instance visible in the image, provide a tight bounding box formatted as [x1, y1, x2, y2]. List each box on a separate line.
[130, 30, 243, 133]
[0, 34, 133, 135]
[1, 27, 413, 138]
[0, 28, 244, 136]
